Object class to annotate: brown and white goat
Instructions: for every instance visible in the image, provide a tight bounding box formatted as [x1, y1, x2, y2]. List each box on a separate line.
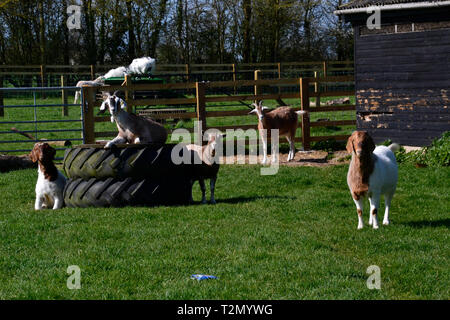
[249, 101, 306, 164]
[346, 131, 399, 229]
[186, 132, 224, 204]
[99, 92, 167, 148]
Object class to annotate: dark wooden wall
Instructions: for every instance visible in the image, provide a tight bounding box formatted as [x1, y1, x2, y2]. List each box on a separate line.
[353, 22, 450, 146]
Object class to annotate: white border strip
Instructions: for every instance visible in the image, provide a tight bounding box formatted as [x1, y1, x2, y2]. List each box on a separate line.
[334, 1, 450, 15]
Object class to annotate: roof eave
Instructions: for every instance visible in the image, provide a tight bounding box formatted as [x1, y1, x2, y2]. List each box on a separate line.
[334, 1, 450, 15]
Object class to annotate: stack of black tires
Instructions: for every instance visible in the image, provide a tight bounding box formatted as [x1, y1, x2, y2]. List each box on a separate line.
[62, 144, 194, 208]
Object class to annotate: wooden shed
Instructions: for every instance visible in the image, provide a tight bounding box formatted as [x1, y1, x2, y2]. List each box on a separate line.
[335, 0, 450, 146]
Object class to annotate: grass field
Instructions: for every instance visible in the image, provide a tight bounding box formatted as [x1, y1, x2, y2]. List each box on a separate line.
[0, 163, 448, 299]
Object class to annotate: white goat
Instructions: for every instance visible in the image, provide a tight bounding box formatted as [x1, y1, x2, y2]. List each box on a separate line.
[186, 132, 224, 204]
[102, 66, 128, 79]
[346, 131, 400, 230]
[127, 57, 156, 76]
[99, 92, 167, 148]
[249, 101, 306, 164]
[73, 76, 105, 104]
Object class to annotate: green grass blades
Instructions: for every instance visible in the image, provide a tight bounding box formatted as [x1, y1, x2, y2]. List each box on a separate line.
[0, 164, 448, 299]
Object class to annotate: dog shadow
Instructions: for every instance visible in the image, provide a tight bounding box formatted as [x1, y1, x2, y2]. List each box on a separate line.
[402, 218, 450, 229]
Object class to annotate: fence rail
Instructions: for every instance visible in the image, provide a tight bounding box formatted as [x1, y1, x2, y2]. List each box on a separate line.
[82, 74, 355, 150]
[0, 61, 354, 87]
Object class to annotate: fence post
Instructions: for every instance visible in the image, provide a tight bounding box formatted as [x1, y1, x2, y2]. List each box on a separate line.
[300, 78, 311, 151]
[90, 64, 95, 80]
[314, 71, 320, 108]
[81, 85, 95, 144]
[196, 82, 206, 145]
[61, 75, 69, 116]
[232, 63, 237, 94]
[0, 76, 3, 117]
[124, 74, 132, 113]
[40, 65, 46, 99]
[254, 70, 261, 104]
[185, 64, 190, 82]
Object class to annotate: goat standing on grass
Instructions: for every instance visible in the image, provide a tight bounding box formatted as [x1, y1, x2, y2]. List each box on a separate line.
[249, 101, 306, 164]
[186, 132, 225, 204]
[346, 131, 400, 229]
[99, 92, 167, 148]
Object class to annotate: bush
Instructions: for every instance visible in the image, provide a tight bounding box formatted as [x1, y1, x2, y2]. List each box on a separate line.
[381, 132, 449, 167]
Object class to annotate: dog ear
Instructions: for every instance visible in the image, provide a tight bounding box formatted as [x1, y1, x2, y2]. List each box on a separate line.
[346, 132, 354, 154]
[42, 143, 56, 160]
[29, 145, 39, 163]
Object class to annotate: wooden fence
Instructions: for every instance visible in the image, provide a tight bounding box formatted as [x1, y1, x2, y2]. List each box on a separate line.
[0, 61, 353, 83]
[81, 74, 355, 150]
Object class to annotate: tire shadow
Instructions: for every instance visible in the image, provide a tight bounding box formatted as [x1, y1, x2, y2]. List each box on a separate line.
[219, 195, 296, 204]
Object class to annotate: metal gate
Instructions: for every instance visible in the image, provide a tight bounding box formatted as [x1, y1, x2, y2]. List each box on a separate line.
[0, 86, 84, 159]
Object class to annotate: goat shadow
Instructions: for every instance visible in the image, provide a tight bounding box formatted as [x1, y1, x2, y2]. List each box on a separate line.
[401, 218, 450, 229]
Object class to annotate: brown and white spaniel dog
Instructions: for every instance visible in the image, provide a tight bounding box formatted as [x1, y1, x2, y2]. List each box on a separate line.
[29, 142, 66, 210]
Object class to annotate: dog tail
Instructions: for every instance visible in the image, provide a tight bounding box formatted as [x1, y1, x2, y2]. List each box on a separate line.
[388, 143, 400, 152]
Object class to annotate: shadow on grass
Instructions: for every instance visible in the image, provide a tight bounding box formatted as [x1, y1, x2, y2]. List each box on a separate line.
[402, 218, 450, 229]
[219, 195, 296, 204]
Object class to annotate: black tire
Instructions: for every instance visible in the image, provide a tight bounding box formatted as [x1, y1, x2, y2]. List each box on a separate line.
[63, 177, 192, 208]
[63, 144, 190, 180]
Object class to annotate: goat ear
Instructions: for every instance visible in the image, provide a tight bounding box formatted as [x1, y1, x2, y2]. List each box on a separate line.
[346, 134, 354, 154]
[120, 99, 127, 110]
[261, 106, 269, 111]
[367, 134, 376, 152]
[248, 109, 257, 114]
[99, 101, 107, 111]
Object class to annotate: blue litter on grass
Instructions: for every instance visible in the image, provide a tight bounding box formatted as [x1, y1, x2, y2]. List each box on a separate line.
[191, 274, 217, 281]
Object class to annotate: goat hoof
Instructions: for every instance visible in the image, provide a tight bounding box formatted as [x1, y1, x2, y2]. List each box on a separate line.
[373, 225, 379, 230]
[383, 220, 390, 225]
[201, 199, 207, 204]
[357, 224, 363, 230]
[210, 200, 216, 205]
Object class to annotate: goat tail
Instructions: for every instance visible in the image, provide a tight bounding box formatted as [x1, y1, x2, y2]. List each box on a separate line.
[388, 143, 400, 152]
[296, 110, 307, 115]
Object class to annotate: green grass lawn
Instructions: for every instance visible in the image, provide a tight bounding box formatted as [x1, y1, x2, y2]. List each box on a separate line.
[0, 163, 448, 299]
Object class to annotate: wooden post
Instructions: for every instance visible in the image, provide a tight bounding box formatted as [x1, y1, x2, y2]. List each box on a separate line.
[185, 64, 190, 82]
[124, 74, 132, 113]
[61, 75, 68, 116]
[232, 63, 237, 94]
[254, 70, 261, 104]
[277, 62, 281, 94]
[90, 64, 95, 80]
[196, 82, 206, 145]
[314, 71, 320, 108]
[40, 65, 46, 99]
[0, 76, 4, 117]
[322, 61, 328, 93]
[300, 78, 310, 151]
[82, 85, 95, 144]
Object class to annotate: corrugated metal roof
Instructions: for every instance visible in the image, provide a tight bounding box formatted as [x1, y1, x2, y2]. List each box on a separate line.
[340, 0, 449, 10]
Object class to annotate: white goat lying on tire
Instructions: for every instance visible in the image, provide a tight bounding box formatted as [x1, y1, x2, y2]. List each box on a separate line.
[99, 92, 167, 148]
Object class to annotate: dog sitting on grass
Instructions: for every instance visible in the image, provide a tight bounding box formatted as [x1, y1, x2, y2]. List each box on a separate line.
[30, 142, 66, 210]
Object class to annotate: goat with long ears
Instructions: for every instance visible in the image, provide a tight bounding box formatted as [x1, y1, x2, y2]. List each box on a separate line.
[346, 131, 400, 229]
[99, 92, 167, 148]
[249, 101, 306, 164]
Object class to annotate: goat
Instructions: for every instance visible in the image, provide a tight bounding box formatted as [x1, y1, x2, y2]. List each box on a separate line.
[186, 132, 225, 204]
[99, 92, 167, 148]
[73, 76, 105, 104]
[249, 101, 306, 164]
[128, 57, 156, 76]
[102, 66, 128, 79]
[29, 142, 67, 210]
[346, 131, 400, 229]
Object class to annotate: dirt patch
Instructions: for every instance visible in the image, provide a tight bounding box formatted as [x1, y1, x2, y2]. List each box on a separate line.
[221, 150, 350, 167]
